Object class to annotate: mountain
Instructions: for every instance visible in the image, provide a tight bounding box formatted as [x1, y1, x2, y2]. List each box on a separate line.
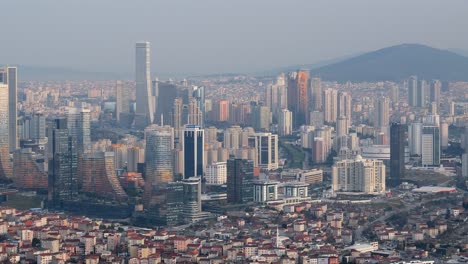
[262, 52, 364, 76]
[310, 44, 468, 82]
[449, 48, 468, 58]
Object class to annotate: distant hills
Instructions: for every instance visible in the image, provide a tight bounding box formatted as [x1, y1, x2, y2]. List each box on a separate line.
[307, 44, 468, 82]
[8, 44, 468, 82]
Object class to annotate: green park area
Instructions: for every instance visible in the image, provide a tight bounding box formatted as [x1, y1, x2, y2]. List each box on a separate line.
[280, 141, 305, 169]
[2, 194, 42, 210]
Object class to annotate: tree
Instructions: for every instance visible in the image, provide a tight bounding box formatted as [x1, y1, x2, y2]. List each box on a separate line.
[0, 234, 8, 242]
[32, 238, 41, 248]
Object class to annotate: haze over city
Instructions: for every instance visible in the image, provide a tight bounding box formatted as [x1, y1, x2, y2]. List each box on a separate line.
[2, 0, 468, 76]
[0, 1, 468, 264]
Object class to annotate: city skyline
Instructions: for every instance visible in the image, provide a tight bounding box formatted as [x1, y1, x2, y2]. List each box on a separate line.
[0, 2, 467, 263]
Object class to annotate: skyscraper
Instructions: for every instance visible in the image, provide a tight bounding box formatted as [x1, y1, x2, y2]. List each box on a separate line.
[48, 118, 78, 207]
[310, 77, 322, 111]
[155, 81, 178, 126]
[312, 137, 326, 164]
[145, 126, 174, 203]
[192, 86, 205, 127]
[336, 116, 348, 138]
[188, 98, 203, 127]
[278, 109, 292, 136]
[227, 158, 254, 203]
[390, 123, 405, 184]
[183, 125, 204, 179]
[152, 78, 159, 117]
[30, 113, 46, 145]
[408, 76, 418, 107]
[224, 126, 244, 150]
[248, 133, 278, 170]
[390, 85, 399, 104]
[0, 83, 12, 179]
[337, 92, 352, 128]
[67, 107, 91, 153]
[108, 143, 128, 170]
[0, 67, 18, 151]
[146, 182, 184, 226]
[430, 79, 441, 104]
[250, 103, 270, 132]
[440, 122, 449, 149]
[421, 125, 440, 166]
[127, 146, 144, 172]
[462, 154, 468, 179]
[212, 99, 230, 122]
[182, 177, 203, 223]
[13, 148, 48, 190]
[463, 124, 468, 153]
[135, 42, 155, 128]
[408, 122, 422, 156]
[323, 88, 338, 123]
[115, 80, 131, 123]
[287, 70, 309, 128]
[172, 97, 183, 130]
[79, 152, 127, 200]
[315, 126, 333, 158]
[266, 75, 287, 119]
[417, 79, 427, 107]
[374, 97, 390, 130]
[297, 70, 309, 127]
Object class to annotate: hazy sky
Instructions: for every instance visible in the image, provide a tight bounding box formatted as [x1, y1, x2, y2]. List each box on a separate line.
[2, 0, 468, 76]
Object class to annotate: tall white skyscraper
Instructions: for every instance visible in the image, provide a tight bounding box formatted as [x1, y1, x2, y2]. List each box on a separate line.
[336, 116, 348, 138]
[267, 73, 288, 120]
[408, 122, 422, 156]
[278, 109, 292, 136]
[66, 107, 91, 153]
[0, 84, 12, 179]
[135, 42, 155, 128]
[323, 89, 338, 123]
[337, 92, 352, 128]
[0, 66, 17, 151]
[332, 155, 386, 194]
[421, 125, 440, 166]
